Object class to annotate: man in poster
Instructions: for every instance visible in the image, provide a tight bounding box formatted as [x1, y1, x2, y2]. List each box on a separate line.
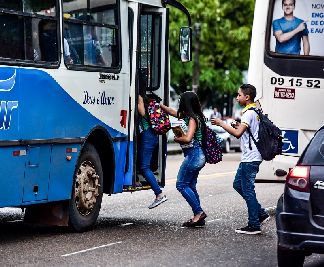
[272, 0, 310, 55]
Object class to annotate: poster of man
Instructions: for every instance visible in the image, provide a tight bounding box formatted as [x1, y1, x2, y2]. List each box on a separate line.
[272, 0, 310, 55]
[270, 0, 324, 56]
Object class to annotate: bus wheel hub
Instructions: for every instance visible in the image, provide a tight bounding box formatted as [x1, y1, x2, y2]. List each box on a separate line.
[75, 161, 101, 215]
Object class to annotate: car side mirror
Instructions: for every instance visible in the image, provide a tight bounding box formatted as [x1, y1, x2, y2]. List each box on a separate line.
[179, 27, 192, 62]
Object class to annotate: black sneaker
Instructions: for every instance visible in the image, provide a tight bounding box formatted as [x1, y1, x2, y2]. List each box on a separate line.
[235, 225, 261, 235]
[259, 213, 270, 225]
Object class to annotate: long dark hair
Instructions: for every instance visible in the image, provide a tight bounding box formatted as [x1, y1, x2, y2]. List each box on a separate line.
[177, 91, 205, 126]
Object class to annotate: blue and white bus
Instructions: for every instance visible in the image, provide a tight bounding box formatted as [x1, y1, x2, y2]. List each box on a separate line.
[0, 0, 191, 231]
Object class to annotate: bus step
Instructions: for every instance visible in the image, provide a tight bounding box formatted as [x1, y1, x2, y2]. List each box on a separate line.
[123, 185, 151, 192]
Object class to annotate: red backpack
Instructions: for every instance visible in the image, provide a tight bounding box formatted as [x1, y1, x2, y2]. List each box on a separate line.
[147, 99, 171, 135]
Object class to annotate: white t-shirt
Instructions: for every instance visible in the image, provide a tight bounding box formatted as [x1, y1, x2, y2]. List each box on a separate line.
[240, 105, 262, 162]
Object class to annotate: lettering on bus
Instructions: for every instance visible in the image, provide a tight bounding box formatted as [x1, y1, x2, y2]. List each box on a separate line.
[0, 101, 19, 130]
[99, 73, 119, 84]
[83, 91, 115, 106]
[0, 69, 18, 130]
[270, 77, 321, 88]
[274, 88, 295, 99]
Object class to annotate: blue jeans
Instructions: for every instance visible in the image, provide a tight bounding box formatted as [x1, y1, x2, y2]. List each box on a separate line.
[176, 141, 206, 215]
[233, 161, 267, 228]
[139, 128, 162, 196]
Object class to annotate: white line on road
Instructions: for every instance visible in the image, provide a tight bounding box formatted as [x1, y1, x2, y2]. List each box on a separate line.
[120, 222, 134, 227]
[206, 219, 222, 223]
[61, 241, 122, 257]
[6, 219, 23, 223]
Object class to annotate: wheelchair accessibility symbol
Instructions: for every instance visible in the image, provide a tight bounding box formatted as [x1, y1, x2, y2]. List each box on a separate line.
[281, 130, 298, 154]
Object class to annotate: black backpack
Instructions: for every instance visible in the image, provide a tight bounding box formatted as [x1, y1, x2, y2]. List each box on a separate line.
[247, 108, 282, 161]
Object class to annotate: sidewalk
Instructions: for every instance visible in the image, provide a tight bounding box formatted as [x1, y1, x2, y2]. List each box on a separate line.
[167, 142, 182, 155]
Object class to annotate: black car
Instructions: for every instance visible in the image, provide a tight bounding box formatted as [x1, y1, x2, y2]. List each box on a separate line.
[276, 126, 324, 266]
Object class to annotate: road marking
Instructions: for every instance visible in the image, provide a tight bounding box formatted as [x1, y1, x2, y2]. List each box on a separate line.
[6, 219, 23, 223]
[61, 241, 122, 257]
[206, 219, 222, 223]
[120, 222, 133, 227]
[166, 171, 236, 184]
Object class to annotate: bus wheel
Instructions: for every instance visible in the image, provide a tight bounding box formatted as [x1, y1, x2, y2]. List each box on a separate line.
[69, 143, 103, 232]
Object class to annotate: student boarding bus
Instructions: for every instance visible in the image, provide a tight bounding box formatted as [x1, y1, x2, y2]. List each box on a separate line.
[249, 0, 324, 182]
[0, 0, 192, 231]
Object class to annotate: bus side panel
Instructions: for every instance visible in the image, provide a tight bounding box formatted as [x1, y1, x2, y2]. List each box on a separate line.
[47, 144, 80, 202]
[0, 147, 25, 207]
[112, 140, 128, 193]
[23, 145, 51, 203]
[123, 141, 134, 186]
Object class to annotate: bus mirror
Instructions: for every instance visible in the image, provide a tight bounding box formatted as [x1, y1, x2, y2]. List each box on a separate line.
[179, 27, 192, 62]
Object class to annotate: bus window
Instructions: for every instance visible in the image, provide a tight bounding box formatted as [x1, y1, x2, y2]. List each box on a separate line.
[140, 14, 162, 91]
[39, 19, 58, 62]
[0, 1, 58, 63]
[0, 14, 24, 60]
[269, 0, 324, 56]
[90, 1, 117, 25]
[0, 0, 22, 11]
[63, 0, 119, 68]
[0, 0, 56, 15]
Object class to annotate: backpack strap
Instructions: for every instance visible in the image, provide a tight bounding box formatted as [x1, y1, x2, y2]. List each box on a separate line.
[246, 107, 260, 150]
[247, 127, 257, 150]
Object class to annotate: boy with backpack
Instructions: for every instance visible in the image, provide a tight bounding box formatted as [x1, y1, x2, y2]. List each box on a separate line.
[211, 84, 270, 235]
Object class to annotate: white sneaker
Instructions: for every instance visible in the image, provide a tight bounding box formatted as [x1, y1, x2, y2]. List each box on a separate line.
[148, 195, 168, 209]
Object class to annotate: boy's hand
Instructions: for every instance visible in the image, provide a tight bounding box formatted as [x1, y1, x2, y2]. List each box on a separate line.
[211, 118, 222, 126]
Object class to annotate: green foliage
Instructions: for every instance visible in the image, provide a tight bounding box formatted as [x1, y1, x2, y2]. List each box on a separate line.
[169, 0, 255, 107]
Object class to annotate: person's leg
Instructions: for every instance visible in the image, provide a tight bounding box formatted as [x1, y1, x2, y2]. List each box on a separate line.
[176, 147, 205, 216]
[189, 169, 201, 207]
[233, 163, 243, 197]
[139, 129, 162, 196]
[240, 161, 262, 228]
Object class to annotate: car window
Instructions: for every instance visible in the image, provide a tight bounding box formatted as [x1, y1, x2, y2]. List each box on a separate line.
[302, 128, 324, 165]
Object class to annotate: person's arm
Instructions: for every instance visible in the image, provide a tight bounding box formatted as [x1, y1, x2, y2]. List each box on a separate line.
[160, 103, 178, 117]
[211, 118, 247, 138]
[274, 21, 306, 43]
[138, 95, 146, 116]
[64, 38, 73, 64]
[174, 117, 196, 143]
[302, 35, 310, 55]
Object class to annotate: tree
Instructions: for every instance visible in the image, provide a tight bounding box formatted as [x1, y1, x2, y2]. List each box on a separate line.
[169, 0, 255, 111]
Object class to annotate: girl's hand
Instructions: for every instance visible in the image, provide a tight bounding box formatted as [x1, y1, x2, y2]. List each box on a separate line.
[174, 136, 180, 143]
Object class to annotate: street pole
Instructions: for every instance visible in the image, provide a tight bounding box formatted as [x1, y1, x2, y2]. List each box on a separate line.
[192, 23, 201, 93]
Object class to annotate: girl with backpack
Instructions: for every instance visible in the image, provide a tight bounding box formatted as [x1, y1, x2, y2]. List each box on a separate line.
[161, 91, 207, 227]
[138, 88, 168, 209]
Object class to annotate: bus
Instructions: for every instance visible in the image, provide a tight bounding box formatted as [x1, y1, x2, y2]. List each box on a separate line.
[248, 0, 324, 182]
[0, 0, 191, 231]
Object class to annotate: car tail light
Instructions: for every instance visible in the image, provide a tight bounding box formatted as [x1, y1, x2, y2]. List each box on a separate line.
[286, 166, 310, 192]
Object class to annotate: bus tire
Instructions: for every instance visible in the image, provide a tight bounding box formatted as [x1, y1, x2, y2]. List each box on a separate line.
[69, 143, 103, 232]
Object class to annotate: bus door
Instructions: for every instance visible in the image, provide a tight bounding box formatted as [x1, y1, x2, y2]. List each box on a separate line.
[135, 5, 168, 188]
[23, 146, 51, 202]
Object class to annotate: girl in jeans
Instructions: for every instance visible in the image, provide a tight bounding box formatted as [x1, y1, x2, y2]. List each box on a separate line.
[138, 91, 167, 209]
[161, 91, 207, 227]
